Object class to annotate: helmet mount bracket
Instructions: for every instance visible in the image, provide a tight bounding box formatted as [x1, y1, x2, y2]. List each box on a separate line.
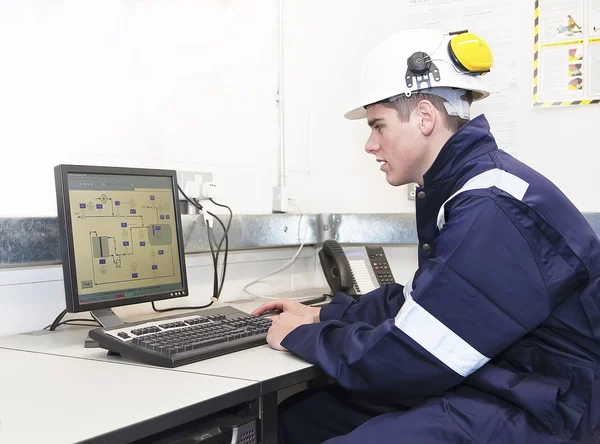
[405, 51, 441, 90]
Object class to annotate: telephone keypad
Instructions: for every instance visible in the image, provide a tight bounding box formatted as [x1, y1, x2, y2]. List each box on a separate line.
[366, 246, 395, 286]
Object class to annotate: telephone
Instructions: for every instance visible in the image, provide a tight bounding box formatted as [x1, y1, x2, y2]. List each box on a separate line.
[318, 239, 396, 298]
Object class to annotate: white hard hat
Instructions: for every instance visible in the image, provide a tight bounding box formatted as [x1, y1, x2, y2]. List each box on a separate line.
[344, 28, 493, 120]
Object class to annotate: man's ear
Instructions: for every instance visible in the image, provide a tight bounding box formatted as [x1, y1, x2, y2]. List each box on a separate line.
[415, 100, 436, 137]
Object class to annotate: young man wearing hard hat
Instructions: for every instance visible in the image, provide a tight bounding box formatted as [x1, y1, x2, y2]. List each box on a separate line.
[253, 28, 600, 443]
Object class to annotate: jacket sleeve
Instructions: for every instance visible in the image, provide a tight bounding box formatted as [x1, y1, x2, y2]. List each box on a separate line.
[281, 195, 557, 402]
[319, 283, 405, 326]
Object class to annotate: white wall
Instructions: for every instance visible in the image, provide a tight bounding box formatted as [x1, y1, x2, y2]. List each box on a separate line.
[0, 1, 598, 335]
[285, 0, 600, 214]
[0, 0, 281, 216]
[1, 1, 598, 217]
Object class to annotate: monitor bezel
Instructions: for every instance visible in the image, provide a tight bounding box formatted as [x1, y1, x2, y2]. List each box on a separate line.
[54, 164, 189, 313]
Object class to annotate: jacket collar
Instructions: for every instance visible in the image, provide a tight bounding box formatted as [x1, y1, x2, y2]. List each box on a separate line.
[422, 115, 498, 187]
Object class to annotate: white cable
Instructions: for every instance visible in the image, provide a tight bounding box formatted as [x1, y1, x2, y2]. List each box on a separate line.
[241, 200, 309, 300]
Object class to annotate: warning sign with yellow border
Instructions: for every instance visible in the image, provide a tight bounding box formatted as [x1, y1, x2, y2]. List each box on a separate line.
[534, 0, 600, 106]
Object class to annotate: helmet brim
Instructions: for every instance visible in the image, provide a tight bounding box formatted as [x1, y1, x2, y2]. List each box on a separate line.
[344, 105, 368, 120]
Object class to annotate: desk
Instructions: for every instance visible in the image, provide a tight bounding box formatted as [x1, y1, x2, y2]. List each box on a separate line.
[0, 302, 322, 390]
[0, 302, 326, 443]
[0, 348, 259, 444]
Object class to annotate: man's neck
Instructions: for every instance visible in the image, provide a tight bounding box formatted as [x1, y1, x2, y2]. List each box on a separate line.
[415, 128, 453, 186]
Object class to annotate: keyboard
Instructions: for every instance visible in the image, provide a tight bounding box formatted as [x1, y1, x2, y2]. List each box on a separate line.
[88, 306, 273, 368]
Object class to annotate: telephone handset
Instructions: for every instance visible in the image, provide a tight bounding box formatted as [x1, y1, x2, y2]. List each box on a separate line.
[318, 239, 396, 298]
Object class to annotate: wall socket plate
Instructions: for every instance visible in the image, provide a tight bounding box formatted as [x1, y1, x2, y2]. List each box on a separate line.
[177, 170, 214, 196]
[407, 183, 418, 201]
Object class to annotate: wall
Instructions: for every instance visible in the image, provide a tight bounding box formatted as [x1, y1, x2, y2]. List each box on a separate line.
[1, 1, 598, 335]
[0, 0, 281, 217]
[6, 1, 597, 219]
[285, 0, 600, 213]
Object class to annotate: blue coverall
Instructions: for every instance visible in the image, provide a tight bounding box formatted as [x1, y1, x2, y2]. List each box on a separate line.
[280, 115, 600, 443]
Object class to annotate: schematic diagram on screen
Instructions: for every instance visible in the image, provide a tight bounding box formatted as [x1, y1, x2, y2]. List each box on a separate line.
[70, 191, 177, 291]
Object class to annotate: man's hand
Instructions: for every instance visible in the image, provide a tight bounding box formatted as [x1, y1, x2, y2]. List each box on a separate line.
[266, 312, 314, 351]
[252, 299, 321, 323]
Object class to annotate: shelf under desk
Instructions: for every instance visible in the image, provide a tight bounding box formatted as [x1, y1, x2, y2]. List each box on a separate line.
[0, 348, 259, 444]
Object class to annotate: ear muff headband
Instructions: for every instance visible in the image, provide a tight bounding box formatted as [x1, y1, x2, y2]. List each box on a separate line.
[448, 32, 493, 74]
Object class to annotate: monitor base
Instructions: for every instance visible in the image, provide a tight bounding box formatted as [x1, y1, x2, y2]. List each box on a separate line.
[85, 308, 126, 348]
[91, 308, 125, 328]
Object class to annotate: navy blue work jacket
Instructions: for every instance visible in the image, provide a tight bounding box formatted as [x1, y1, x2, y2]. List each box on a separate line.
[281, 115, 600, 442]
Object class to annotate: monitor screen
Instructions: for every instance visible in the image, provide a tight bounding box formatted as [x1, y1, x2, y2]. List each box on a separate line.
[55, 165, 188, 312]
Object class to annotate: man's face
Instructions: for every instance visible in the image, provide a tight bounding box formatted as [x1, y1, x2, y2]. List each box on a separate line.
[364, 104, 425, 186]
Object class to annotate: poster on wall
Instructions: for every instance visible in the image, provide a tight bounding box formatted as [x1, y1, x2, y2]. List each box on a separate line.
[406, 0, 521, 155]
[534, 0, 600, 106]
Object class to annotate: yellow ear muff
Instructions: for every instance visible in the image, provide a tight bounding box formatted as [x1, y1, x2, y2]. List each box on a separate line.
[448, 32, 493, 74]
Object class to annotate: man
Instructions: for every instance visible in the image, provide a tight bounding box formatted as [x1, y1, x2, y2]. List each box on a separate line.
[253, 28, 600, 443]
[567, 15, 582, 33]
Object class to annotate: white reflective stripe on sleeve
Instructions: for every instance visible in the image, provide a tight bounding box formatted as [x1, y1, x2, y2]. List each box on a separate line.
[403, 277, 413, 301]
[437, 169, 529, 230]
[395, 291, 490, 377]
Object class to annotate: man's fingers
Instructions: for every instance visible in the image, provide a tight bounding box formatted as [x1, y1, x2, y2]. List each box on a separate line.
[252, 301, 280, 315]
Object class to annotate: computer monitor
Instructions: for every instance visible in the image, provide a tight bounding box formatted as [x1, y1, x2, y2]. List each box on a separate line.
[54, 164, 189, 327]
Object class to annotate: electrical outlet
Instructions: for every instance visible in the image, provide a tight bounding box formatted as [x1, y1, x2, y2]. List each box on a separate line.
[177, 170, 214, 199]
[407, 183, 418, 201]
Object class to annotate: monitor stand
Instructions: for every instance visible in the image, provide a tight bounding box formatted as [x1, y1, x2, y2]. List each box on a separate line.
[84, 308, 125, 348]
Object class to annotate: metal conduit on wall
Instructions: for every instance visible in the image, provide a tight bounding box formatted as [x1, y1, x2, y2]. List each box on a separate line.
[1, 213, 599, 268]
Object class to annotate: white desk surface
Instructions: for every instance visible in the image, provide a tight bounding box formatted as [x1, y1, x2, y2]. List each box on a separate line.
[0, 348, 259, 444]
[0, 301, 324, 392]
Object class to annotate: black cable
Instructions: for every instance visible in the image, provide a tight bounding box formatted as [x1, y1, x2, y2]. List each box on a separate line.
[151, 299, 213, 313]
[59, 320, 101, 328]
[207, 223, 219, 299]
[180, 187, 223, 301]
[178, 185, 203, 211]
[209, 227, 227, 297]
[151, 188, 231, 313]
[209, 198, 232, 223]
[210, 198, 232, 297]
[44, 317, 101, 331]
[178, 186, 229, 297]
[205, 209, 228, 297]
[48, 309, 68, 331]
[61, 320, 100, 325]
[185, 197, 229, 299]
[152, 185, 214, 311]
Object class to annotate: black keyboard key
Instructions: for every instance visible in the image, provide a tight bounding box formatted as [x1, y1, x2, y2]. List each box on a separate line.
[159, 321, 187, 329]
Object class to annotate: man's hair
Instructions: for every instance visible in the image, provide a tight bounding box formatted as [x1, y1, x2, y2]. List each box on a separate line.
[382, 91, 474, 133]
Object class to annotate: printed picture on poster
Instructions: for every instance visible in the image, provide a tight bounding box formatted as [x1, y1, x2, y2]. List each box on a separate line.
[568, 77, 583, 90]
[568, 63, 582, 75]
[556, 14, 583, 36]
[568, 47, 584, 59]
